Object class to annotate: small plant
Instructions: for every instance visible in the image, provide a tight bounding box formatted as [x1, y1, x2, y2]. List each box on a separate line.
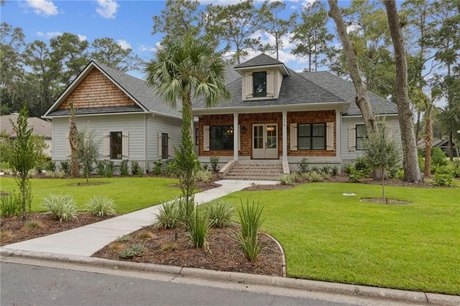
[431, 147, 447, 168]
[118, 244, 145, 259]
[23, 220, 43, 230]
[433, 173, 454, 187]
[0, 193, 21, 217]
[195, 169, 213, 183]
[60, 161, 70, 175]
[131, 161, 140, 176]
[105, 161, 114, 178]
[207, 201, 234, 228]
[210, 156, 219, 172]
[43, 194, 77, 222]
[331, 166, 339, 176]
[188, 209, 210, 248]
[153, 160, 163, 175]
[46, 160, 56, 172]
[355, 157, 371, 174]
[279, 174, 293, 185]
[344, 163, 354, 175]
[96, 160, 106, 176]
[237, 201, 264, 262]
[160, 242, 177, 252]
[117, 235, 131, 243]
[348, 168, 365, 183]
[120, 160, 129, 176]
[136, 166, 144, 177]
[299, 158, 309, 173]
[77, 129, 100, 183]
[321, 166, 332, 175]
[87, 195, 116, 217]
[307, 171, 324, 182]
[156, 200, 181, 229]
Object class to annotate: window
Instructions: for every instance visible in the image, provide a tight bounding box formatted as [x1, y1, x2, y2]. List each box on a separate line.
[297, 123, 326, 150]
[210, 125, 234, 150]
[161, 133, 168, 159]
[110, 131, 122, 159]
[253, 72, 267, 97]
[356, 124, 367, 150]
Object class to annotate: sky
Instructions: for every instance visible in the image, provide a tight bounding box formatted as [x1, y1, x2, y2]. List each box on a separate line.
[1, 0, 341, 78]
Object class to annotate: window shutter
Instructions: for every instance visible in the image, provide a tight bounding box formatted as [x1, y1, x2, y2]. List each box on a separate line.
[167, 135, 172, 158]
[326, 122, 334, 151]
[348, 124, 356, 151]
[122, 131, 129, 158]
[103, 131, 110, 158]
[203, 125, 210, 151]
[157, 132, 162, 158]
[266, 71, 274, 96]
[290, 123, 297, 151]
[246, 72, 253, 98]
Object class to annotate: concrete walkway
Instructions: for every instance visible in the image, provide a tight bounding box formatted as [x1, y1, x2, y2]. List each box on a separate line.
[3, 180, 277, 257]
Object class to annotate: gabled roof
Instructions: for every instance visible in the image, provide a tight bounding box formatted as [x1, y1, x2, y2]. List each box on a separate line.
[0, 113, 51, 139]
[235, 53, 284, 68]
[301, 71, 398, 116]
[44, 61, 181, 119]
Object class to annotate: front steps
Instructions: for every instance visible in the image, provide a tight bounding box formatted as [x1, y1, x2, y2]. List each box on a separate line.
[223, 161, 283, 180]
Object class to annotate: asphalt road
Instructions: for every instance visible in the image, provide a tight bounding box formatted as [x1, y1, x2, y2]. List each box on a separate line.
[0, 262, 354, 306]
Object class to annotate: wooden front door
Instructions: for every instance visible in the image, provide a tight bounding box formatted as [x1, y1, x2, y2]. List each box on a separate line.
[252, 124, 278, 159]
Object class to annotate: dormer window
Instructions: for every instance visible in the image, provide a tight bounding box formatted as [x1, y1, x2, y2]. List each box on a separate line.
[253, 72, 267, 97]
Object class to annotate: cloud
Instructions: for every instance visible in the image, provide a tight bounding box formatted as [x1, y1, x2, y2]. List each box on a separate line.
[77, 34, 87, 41]
[36, 31, 62, 39]
[26, 0, 58, 16]
[117, 39, 131, 50]
[96, 0, 119, 19]
[139, 42, 161, 53]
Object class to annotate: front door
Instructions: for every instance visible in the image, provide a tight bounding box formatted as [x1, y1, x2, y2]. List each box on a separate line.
[252, 124, 278, 159]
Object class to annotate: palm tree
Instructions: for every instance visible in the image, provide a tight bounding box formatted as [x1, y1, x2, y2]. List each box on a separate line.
[145, 35, 229, 209]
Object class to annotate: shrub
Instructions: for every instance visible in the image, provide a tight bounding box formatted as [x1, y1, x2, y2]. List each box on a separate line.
[210, 157, 219, 172]
[153, 160, 163, 175]
[279, 174, 294, 185]
[0, 193, 21, 217]
[331, 166, 339, 176]
[354, 157, 371, 174]
[130, 161, 140, 176]
[60, 161, 70, 175]
[348, 168, 365, 183]
[117, 235, 130, 243]
[46, 160, 56, 172]
[299, 158, 309, 173]
[237, 201, 264, 262]
[156, 201, 181, 229]
[105, 161, 114, 178]
[188, 210, 210, 248]
[321, 166, 332, 175]
[96, 160, 106, 176]
[307, 171, 324, 182]
[344, 163, 354, 175]
[431, 147, 447, 168]
[87, 195, 116, 217]
[195, 170, 213, 183]
[120, 160, 129, 176]
[433, 173, 454, 187]
[118, 244, 145, 259]
[164, 160, 176, 176]
[452, 161, 460, 178]
[207, 201, 234, 228]
[24, 220, 43, 230]
[43, 194, 77, 222]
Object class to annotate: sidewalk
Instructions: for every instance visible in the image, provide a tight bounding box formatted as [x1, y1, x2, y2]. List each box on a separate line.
[3, 179, 276, 257]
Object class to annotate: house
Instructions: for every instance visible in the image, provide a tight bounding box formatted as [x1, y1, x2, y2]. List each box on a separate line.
[192, 54, 400, 178]
[43, 61, 182, 172]
[418, 138, 459, 157]
[0, 113, 52, 157]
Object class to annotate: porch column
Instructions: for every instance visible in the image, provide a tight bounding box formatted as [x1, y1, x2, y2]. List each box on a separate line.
[282, 111, 287, 161]
[233, 113, 239, 161]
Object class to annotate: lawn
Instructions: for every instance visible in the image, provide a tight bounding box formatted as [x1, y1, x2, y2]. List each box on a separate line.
[221, 181, 460, 295]
[0, 177, 180, 214]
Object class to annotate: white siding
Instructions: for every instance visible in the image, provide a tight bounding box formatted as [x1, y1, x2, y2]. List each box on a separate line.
[340, 115, 401, 163]
[52, 114, 147, 162]
[146, 114, 182, 161]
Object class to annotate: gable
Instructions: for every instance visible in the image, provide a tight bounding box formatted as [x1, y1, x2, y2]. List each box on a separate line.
[59, 68, 137, 110]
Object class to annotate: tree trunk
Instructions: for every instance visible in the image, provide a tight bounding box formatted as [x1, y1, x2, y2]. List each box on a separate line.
[415, 110, 421, 142]
[69, 103, 80, 177]
[424, 109, 432, 177]
[384, 0, 422, 183]
[328, 0, 377, 134]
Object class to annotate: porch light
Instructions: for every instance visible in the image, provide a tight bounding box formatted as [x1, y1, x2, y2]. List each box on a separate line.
[266, 126, 275, 132]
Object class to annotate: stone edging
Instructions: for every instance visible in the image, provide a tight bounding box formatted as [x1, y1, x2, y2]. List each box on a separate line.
[1, 248, 459, 305]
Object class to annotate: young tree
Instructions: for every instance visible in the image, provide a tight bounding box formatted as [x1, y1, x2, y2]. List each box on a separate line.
[69, 103, 79, 177]
[145, 35, 229, 210]
[384, 0, 422, 183]
[364, 125, 400, 203]
[327, 0, 378, 135]
[76, 130, 100, 184]
[9, 106, 39, 220]
[91, 38, 143, 72]
[291, 1, 333, 71]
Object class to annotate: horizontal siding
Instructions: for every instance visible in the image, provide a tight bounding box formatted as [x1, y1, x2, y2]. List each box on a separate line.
[146, 115, 182, 161]
[52, 114, 146, 162]
[340, 115, 401, 162]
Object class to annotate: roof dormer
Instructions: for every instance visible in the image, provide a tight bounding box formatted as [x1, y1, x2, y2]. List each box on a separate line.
[234, 54, 290, 101]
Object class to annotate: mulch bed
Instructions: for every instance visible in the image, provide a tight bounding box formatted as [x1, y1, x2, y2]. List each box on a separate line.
[360, 197, 412, 205]
[93, 225, 284, 277]
[0, 213, 112, 246]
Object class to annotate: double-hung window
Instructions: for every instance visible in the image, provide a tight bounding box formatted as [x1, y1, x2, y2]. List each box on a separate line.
[297, 123, 326, 150]
[356, 124, 367, 150]
[110, 131, 122, 159]
[210, 126, 234, 150]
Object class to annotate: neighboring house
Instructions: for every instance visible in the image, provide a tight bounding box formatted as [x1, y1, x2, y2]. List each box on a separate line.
[0, 113, 52, 157]
[418, 138, 459, 157]
[192, 54, 400, 176]
[43, 61, 182, 172]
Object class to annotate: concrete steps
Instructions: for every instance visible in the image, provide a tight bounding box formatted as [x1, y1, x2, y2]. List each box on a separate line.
[224, 161, 283, 180]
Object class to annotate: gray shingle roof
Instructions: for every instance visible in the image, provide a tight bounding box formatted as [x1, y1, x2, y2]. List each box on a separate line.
[194, 68, 345, 109]
[301, 71, 398, 115]
[234, 53, 285, 68]
[93, 62, 181, 118]
[0, 114, 51, 139]
[49, 106, 143, 116]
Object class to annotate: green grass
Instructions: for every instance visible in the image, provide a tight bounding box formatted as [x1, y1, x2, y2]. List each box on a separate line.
[0, 177, 180, 214]
[221, 181, 460, 295]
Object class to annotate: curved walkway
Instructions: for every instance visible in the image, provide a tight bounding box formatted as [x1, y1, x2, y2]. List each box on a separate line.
[3, 180, 277, 257]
